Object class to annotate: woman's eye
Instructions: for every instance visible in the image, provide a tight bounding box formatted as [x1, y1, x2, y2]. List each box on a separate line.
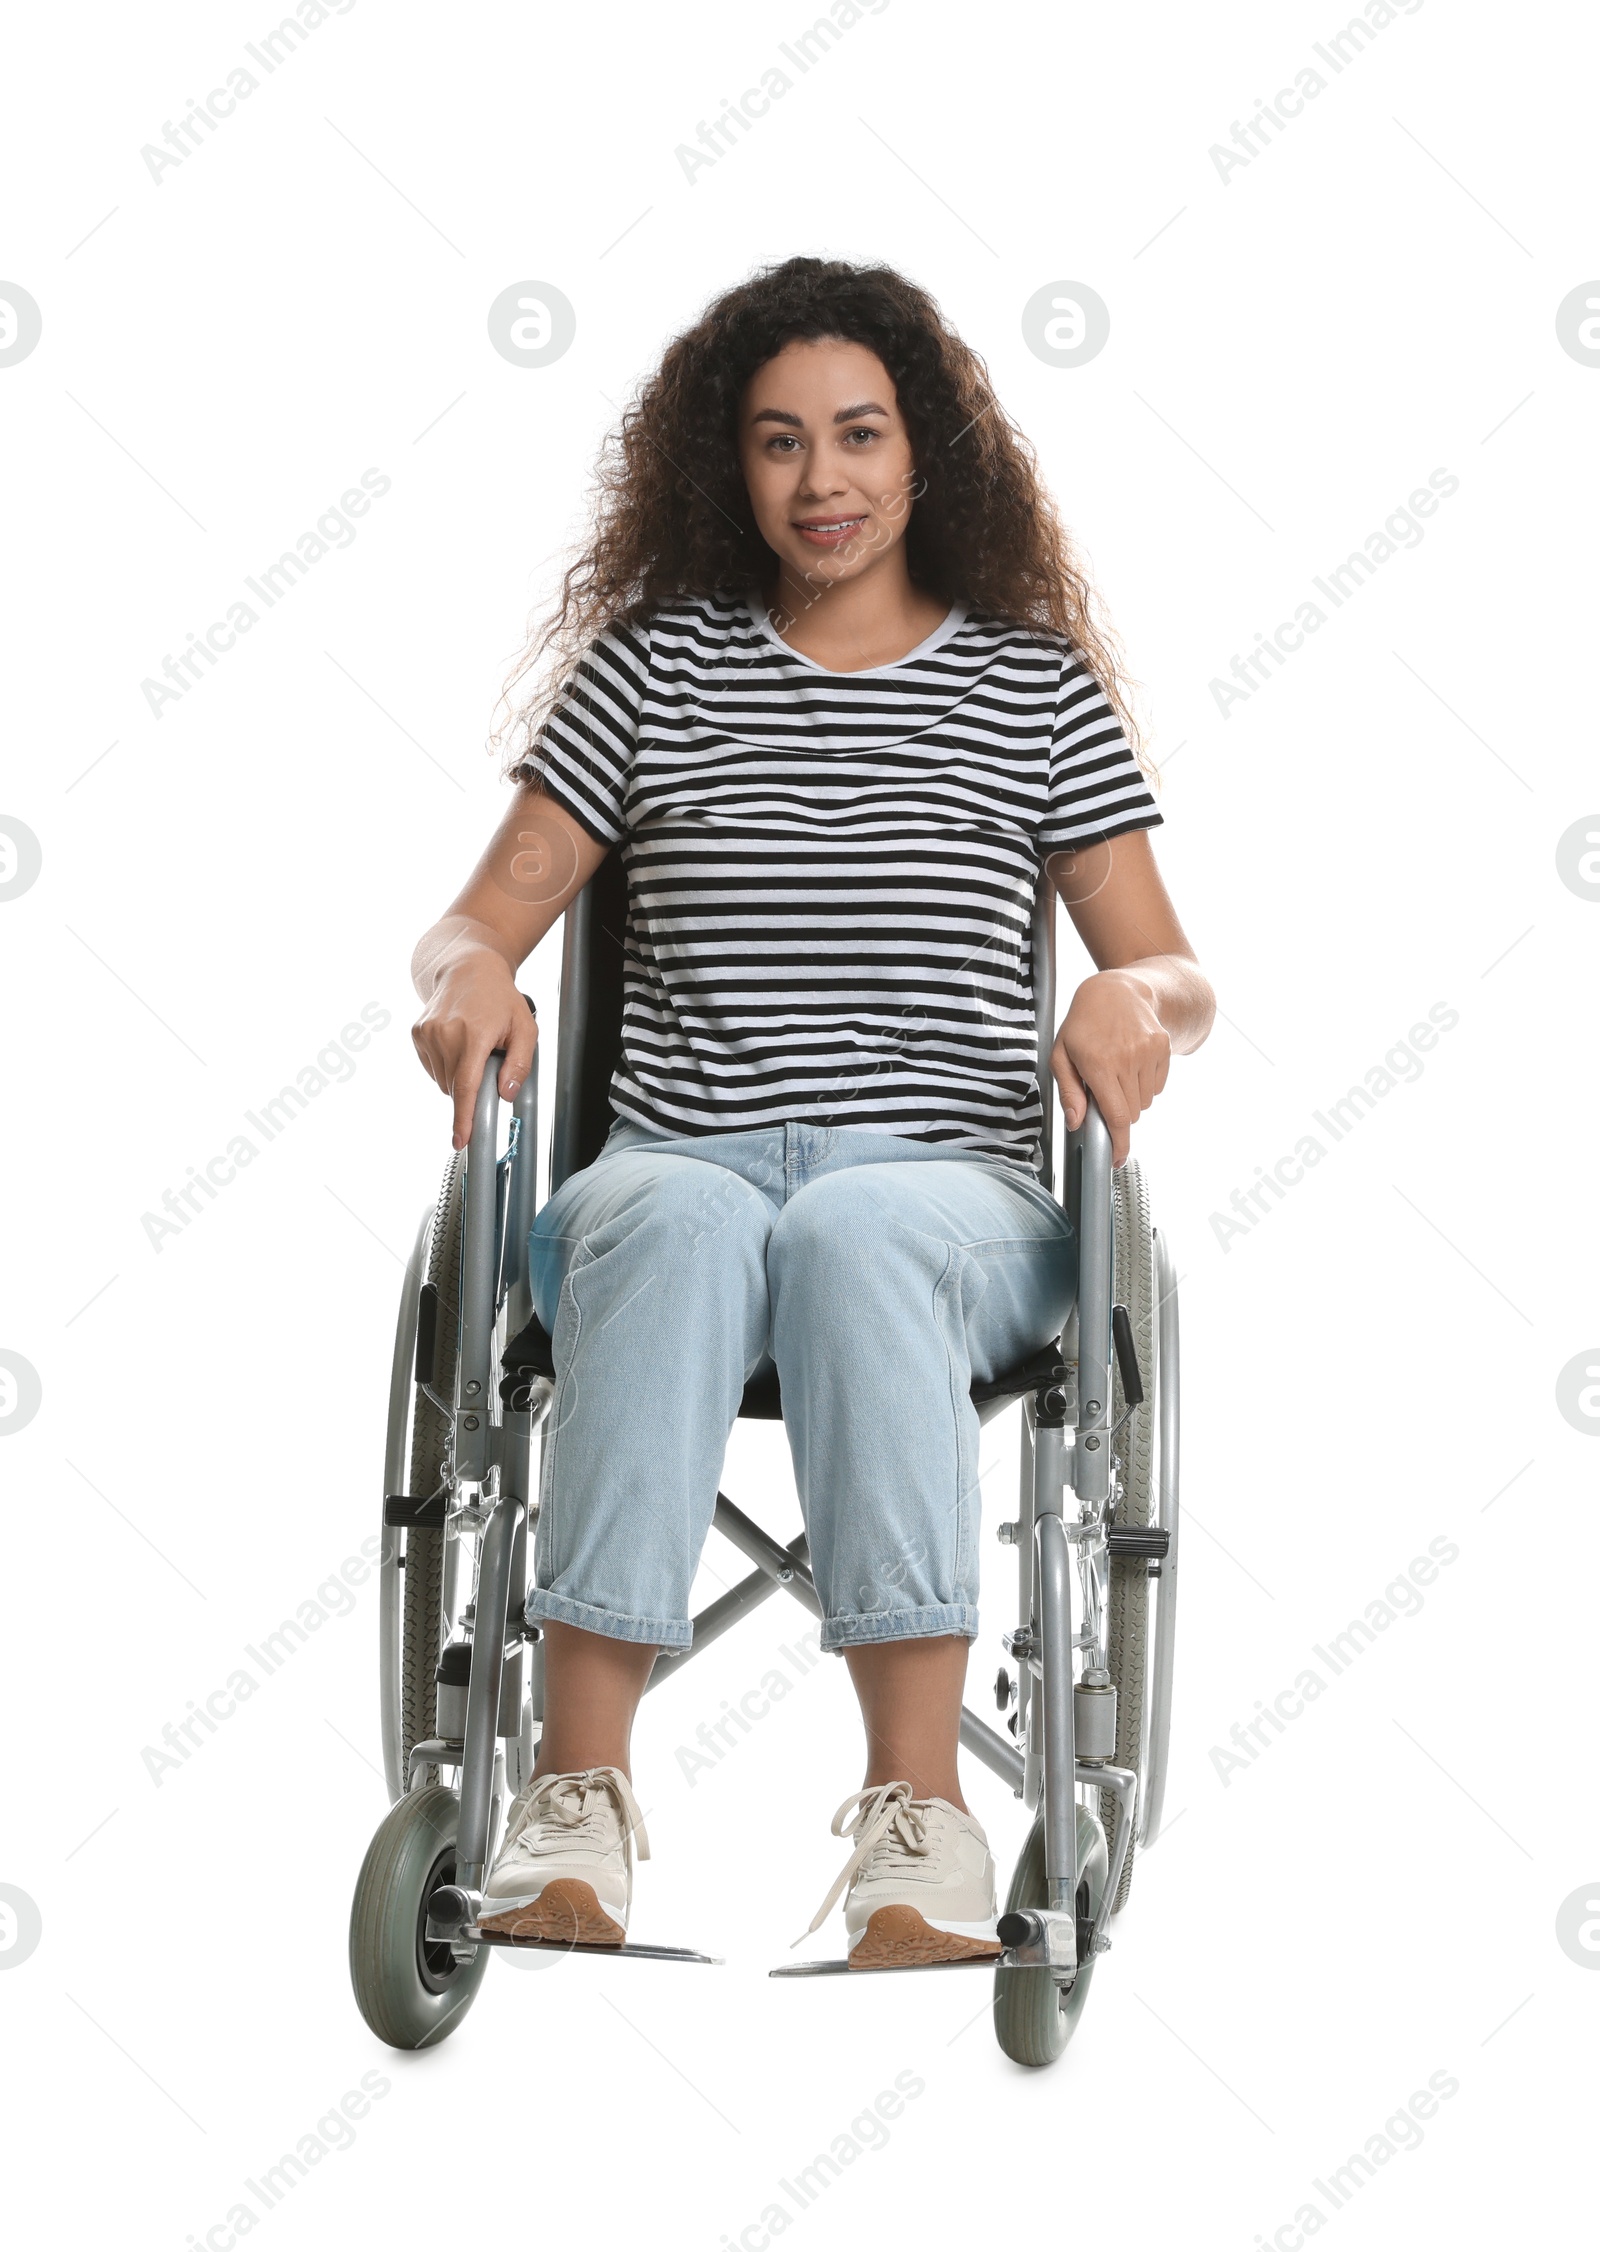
[844, 427, 879, 444]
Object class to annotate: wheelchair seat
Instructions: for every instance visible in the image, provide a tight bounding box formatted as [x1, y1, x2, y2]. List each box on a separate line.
[500, 1310, 1067, 1424]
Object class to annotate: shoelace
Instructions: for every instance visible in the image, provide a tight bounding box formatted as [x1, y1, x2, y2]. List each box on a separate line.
[499, 1765, 651, 1864]
[793, 1780, 943, 1945]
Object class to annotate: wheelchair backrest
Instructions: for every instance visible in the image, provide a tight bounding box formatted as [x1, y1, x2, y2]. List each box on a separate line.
[546, 849, 1059, 1195]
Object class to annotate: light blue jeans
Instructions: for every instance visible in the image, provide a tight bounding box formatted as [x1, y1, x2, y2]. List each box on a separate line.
[524, 1116, 1077, 1655]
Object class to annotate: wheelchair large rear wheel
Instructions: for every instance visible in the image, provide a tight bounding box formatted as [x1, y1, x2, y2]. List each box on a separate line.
[1099, 1161, 1180, 1912]
[992, 1806, 1107, 2068]
[349, 1784, 489, 2049]
[379, 1153, 465, 1799]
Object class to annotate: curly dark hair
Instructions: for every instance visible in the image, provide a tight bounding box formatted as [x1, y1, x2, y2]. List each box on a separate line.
[492, 255, 1150, 777]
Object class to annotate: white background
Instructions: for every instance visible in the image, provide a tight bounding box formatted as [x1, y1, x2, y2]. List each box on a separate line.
[2, 0, 1596, 2244]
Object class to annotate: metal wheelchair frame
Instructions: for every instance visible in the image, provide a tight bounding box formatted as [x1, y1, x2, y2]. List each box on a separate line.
[355, 858, 1180, 2055]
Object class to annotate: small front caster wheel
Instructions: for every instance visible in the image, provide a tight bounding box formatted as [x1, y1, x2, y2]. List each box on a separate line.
[349, 1785, 490, 2050]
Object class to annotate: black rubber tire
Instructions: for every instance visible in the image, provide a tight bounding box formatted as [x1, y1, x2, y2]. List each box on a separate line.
[992, 1806, 1108, 2068]
[349, 1785, 490, 2050]
[400, 1153, 465, 1789]
[1101, 1157, 1158, 1913]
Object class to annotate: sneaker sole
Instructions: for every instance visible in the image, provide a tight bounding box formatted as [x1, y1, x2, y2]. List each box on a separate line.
[478, 1879, 626, 1946]
[847, 1906, 1004, 1969]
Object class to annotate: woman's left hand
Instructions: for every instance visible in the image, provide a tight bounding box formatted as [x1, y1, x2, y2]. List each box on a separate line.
[1051, 969, 1172, 1168]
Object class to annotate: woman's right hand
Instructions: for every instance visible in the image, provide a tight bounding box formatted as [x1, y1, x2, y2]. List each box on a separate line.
[412, 949, 538, 1151]
[409, 782, 608, 1146]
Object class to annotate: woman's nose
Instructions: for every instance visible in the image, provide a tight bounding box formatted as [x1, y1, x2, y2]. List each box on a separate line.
[798, 447, 851, 499]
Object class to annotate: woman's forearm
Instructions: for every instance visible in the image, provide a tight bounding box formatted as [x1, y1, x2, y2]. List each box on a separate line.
[1085, 953, 1215, 1055]
[411, 786, 611, 1006]
[410, 913, 521, 1003]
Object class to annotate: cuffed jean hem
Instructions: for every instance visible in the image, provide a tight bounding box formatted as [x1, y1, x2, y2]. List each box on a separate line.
[819, 1602, 980, 1654]
[524, 1588, 692, 1651]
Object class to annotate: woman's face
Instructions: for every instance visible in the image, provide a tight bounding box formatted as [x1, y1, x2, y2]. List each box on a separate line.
[738, 338, 920, 597]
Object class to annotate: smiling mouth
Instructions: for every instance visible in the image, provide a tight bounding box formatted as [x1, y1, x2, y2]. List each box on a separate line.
[793, 515, 868, 544]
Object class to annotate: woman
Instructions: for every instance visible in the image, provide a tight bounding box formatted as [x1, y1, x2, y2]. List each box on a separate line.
[410, 256, 1214, 1968]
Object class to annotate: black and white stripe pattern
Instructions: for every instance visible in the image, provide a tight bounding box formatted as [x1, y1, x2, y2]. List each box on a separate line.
[515, 593, 1162, 1162]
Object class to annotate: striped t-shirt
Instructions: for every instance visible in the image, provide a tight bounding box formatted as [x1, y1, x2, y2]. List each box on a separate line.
[516, 592, 1163, 1164]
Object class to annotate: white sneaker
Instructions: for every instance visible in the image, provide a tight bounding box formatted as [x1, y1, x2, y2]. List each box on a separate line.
[479, 1766, 650, 1945]
[796, 1781, 1003, 1967]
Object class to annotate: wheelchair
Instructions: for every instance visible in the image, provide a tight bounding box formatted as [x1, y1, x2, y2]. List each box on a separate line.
[348, 850, 1182, 2066]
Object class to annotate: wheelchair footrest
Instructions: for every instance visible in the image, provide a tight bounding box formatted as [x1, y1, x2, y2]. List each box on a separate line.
[770, 1952, 1045, 1977]
[465, 1926, 722, 1964]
